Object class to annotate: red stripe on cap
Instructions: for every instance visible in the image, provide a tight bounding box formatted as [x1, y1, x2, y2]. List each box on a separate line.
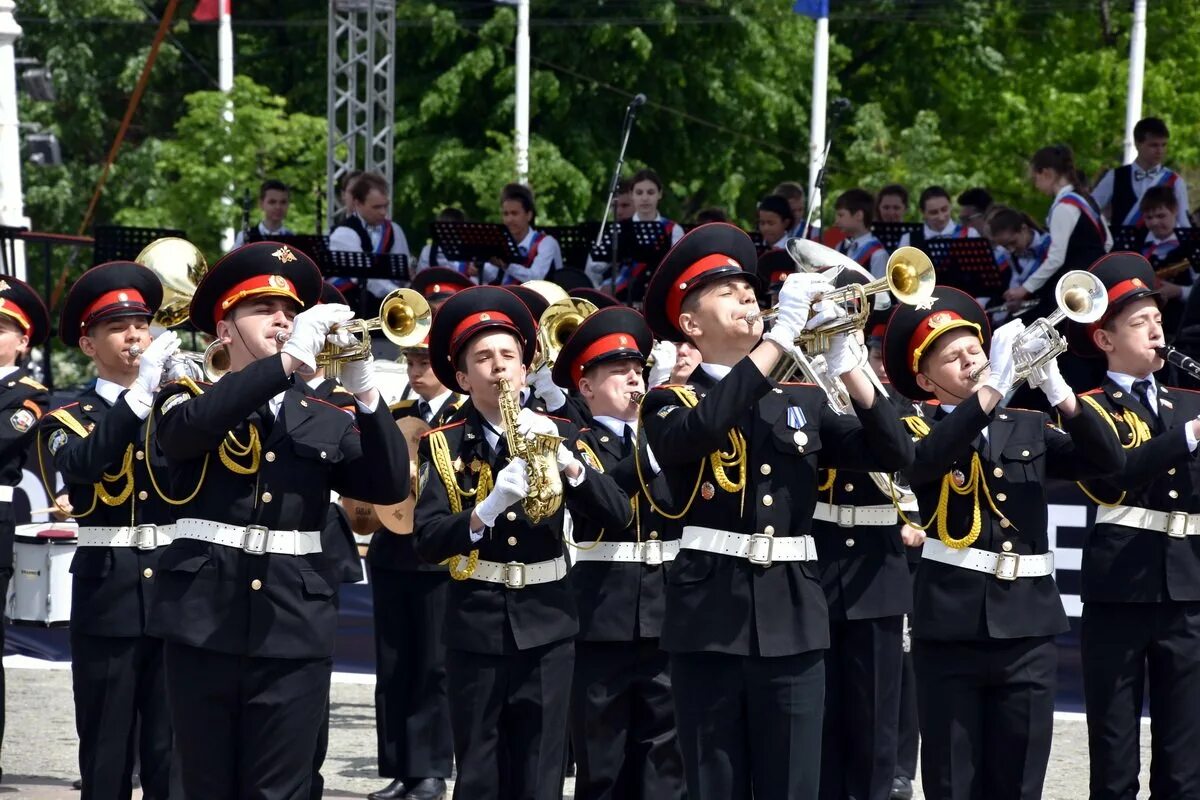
[1107, 277, 1148, 304]
[0, 298, 31, 333]
[449, 311, 517, 361]
[906, 310, 981, 374]
[666, 253, 743, 328]
[572, 332, 642, 385]
[81, 289, 148, 330]
[216, 274, 301, 322]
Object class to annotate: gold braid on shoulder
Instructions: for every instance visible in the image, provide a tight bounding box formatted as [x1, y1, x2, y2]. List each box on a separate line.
[35, 413, 133, 519]
[1075, 394, 1152, 507]
[428, 430, 490, 580]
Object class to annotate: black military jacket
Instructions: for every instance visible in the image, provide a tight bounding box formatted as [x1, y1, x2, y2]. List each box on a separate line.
[1078, 379, 1200, 603]
[413, 400, 632, 655]
[641, 357, 915, 658]
[812, 392, 917, 621]
[571, 419, 677, 642]
[303, 377, 366, 585]
[40, 384, 174, 637]
[0, 367, 47, 569]
[367, 392, 464, 572]
[147, 354, 409, 659]
[905, 394, 1124, 642]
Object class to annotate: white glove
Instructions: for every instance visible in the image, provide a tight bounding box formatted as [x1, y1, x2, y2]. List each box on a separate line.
[984, 319, 1024, 396]
[824, 329, 866, 378]
[326, 327, 358, 350]
[339, 354, 378, 396]
[647, 340, 676, 388]
[282, 303, 354, 373]
[764, 274, 833, 351]
[529, 364, 567, 411]
[1028, 353, 1071, 407]
[474, 457, 528, 528]
[132, 331, 181, 395]
[516, 407, 559, 440]
[556, 441, 584, 475]
[804, 297, 847, 332]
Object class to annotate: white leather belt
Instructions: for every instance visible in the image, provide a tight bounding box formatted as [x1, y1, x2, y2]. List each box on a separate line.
[681, 525, 817, 566]
[174, 518, 322, 556]
[0, 485, 13, 503]
[813, 502, 898, 527]
[922, 539, 1054, 581]
[573, 540, 679, 565]
[78, 524, 175, 550]
[469, 556, 568, 588]
[1096, 505, 1200, 538]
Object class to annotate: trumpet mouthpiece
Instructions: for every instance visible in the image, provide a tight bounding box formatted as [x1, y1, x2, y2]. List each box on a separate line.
[274, 331, 290, 344]
[128, 344, 143, 357]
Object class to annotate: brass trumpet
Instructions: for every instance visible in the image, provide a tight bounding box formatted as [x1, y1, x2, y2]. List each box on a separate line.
[130, 340, 230, 383]
[532, 298, 598, 371]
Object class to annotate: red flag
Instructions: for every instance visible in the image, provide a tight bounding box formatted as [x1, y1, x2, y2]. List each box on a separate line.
[192, 0, 230, 22]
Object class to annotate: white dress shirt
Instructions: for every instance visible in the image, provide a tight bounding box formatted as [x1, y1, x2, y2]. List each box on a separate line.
[1093, 164, 1191, 228]
[1023, 185, 1114, 294]
[1107, 370, 1198, 452]
[481, 228, 563, 284]
[233, 222, 294, 249]
[328, 214, 412, 297]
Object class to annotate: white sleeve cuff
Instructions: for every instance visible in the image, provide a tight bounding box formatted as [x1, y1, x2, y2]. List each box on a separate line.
[355, 395, 381, 414]
[123, 386, 154, 420]
[468, 523, 486, 543]
[566, 462, 586, 487]
[1185, 420, 1198, 453]
[645, 444, 662, 475]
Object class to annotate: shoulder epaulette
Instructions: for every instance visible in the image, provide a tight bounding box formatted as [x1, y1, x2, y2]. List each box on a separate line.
[389, 399, 417, 413]
[18, 376, 46, 392]
[422, 419, 466, 438]
[332, 385, 352, 394]
[49, 406, 89, 438]
[901, 415, 931, 438]
[1080, 387, 1105, 396]
[306, 394, 356, 417]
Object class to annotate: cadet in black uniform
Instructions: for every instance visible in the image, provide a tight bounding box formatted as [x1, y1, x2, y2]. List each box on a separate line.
[882, 287, 1124, 800]
[367, 269, 470, 800]
[39, 263, 177, 800]
[1066, 253, 1200, 800]
[639, 223, 915, 800]
[413, 286, 631, 800]
[148, 242, 410, 799]
[0, 276, 48, 778]
[550, 306, 685, 800]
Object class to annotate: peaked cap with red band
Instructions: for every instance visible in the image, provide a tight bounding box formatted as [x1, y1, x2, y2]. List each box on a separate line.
[60, 262, 163, 347]
[428, 286, 536, 394]
[644, 223, 760, 341]
[551, 306, 653, 392]
[319, 281, 348, 306]
[756, 248, 794, 295]
[0, 275, 49, 348]
[189, 241, 322, 335]
[411, 267, 474, 302]
[1067, 251, 1160, 358]
[883, 286, 991, 401]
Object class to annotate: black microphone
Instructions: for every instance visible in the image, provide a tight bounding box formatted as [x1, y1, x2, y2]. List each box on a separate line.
[629, 93, 647, 109]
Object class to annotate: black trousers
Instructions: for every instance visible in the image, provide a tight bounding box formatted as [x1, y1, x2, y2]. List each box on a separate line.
[671, 650, 825, 800]
[913, 636, 1056, 800]
[370, 567, 453, 779]
[446, 638, 574, 800]
[71, 631, 173, 800]
[164, 641, 331, 800]
[895, 628, 919, 781]
[570, 638, 684, 800]
[1082, 601, 1200, 800]
[0, 569, 8, 769]
[820, 615, 904, 800]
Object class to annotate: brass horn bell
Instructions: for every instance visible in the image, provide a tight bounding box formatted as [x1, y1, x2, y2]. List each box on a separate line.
[312, 288, 433, 378]
[134, 237, 209, 328]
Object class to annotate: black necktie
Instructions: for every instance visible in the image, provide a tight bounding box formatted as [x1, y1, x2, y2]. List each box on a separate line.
[258, 403, 275, 437]
[1133, 379, 1158, 421]
[418, 400, 432, 422]
[622, 425, 634, 457]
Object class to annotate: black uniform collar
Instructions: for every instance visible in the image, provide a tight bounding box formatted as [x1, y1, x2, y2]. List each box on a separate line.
[1101, 374, 1173, 431]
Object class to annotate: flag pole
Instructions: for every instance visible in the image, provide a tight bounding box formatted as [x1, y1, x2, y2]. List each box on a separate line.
[1122, 0, 1148, 163]
[218, 0, 235, 250]
[514, 0, 530, 185]
[807, 6, 829, 236]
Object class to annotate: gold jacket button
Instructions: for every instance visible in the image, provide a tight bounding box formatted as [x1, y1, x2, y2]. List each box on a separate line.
[251, 579, 262, 591]
[135, 450, 145, 461]
[1002, 541, 1013, 552]
[142, 568, 153, 578]
[320, 451, 327, 459]
[764, 525, 775, 535]
[760, 464, 772, 476]
[137, 490, 148, 501]
[996, 493, 1007, 502]
[1000, 518, 1012, 528]
[506, 511, 517, 521]
[507, 536, 518, 546]
[762, 494, 773, 507]
[261, 491, 273, 503]
[993, 467, 1004, 478]
[265, 451, 276, 463]
[845, 538, 855, 547]
[1170, 489, 1180, 499]
[1168, 467, 1176, 475]
[650, 531, 659, 539]
[844, 483, 854, 492]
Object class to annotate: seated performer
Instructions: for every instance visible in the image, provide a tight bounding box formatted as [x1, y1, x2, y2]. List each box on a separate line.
[149, 241, 410, 799]
[413, 286, 631, 800]
[881, 287, 1123, 800]
[639, 222, 915, 799]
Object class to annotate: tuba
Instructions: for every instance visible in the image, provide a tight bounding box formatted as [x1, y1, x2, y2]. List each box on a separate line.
[134, 237, 209, 328]
[532, 297, 598, 371]
[497, 377, 563, 523]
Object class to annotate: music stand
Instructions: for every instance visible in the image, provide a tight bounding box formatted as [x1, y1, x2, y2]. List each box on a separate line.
[1168, 228, 1200, 272]
[430, 222, 521, 265]
[91, 225, 186, 266]
[315, 251, 410, 315]
[872, 222, 922, 252]
[271, 234, 332, 263]
[924, 239, 1008, 297]
[1110, 225, 1147, 253]
[540, 223, 600, 270]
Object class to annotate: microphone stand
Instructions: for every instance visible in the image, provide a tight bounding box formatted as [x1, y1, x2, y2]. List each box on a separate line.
[594, 96, 644, 305]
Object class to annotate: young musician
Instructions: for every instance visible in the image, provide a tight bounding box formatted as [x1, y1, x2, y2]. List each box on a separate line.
[1068, 253, 1200, 800]
[834, 188, 889, 279]
[480, 183, 563, 286]
[416, 207, 474, 277]
[149, 242, 410, 799]
[1004, 145, 1112, 319]
[897, 186, 980, 249]
[1092, 116, 1191, 229]
[596, 169, 683, 300]
[584, 179, 635, 292]
[956, 187, 993, 236]
[40, 263, 177, 800]
[875, 184, 909, 224]
[413, 286, 631, 799]
[329, 171, 413, 302]
[551, 306, 685, 800]
[639, 223, 915, 799]
[882, 289, 1123, 800]
[757, 194, 795, 252]
[773, 181, 809, 238]
[234, 178, 294, 248]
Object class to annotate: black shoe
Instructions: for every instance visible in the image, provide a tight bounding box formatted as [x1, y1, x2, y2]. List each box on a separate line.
[404, 778, 447, 800]
[72, 779, 83, 791]
[368, 778, 409, 800]
[891, 775, 914, 800]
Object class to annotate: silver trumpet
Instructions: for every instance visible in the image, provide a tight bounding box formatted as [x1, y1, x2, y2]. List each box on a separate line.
[130, 341, 230, 383]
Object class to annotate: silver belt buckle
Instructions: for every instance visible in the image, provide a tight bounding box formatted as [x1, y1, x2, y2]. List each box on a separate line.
[1166, 511, 1190, 539]
[747, 533, 774, 566]
[995, 551, 1020, 581]
[642, 540, 663, 566]
[504, 561, 527, 589]
[134, 524, 158, 551]
[242, 525, 268, 555]
[836, 505, 855, 528]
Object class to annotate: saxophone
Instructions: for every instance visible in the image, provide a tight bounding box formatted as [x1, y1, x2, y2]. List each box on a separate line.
[497, 377, 565, 523]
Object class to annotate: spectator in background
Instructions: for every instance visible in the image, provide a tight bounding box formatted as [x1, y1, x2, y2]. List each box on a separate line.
[480, 182, 563, 285]
[875, 184, 909, 223]
[1093, 116, 1191, 228]
[234, 179, 293, 248]
[834, 188, 889, 279]
[957, 187, 994, 237]
[331, 169, 363, 229]
[897, 186, 980, 249]
[329, 171, 412, 309]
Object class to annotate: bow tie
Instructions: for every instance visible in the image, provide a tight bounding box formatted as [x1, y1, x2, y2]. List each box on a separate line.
[1134, 166, 1164, 181]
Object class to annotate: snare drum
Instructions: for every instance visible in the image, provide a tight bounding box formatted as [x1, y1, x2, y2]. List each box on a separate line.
[7, 522, 78, 627]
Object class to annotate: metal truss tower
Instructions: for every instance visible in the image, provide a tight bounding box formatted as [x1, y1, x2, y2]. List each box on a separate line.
[326, 0, 395, 229]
